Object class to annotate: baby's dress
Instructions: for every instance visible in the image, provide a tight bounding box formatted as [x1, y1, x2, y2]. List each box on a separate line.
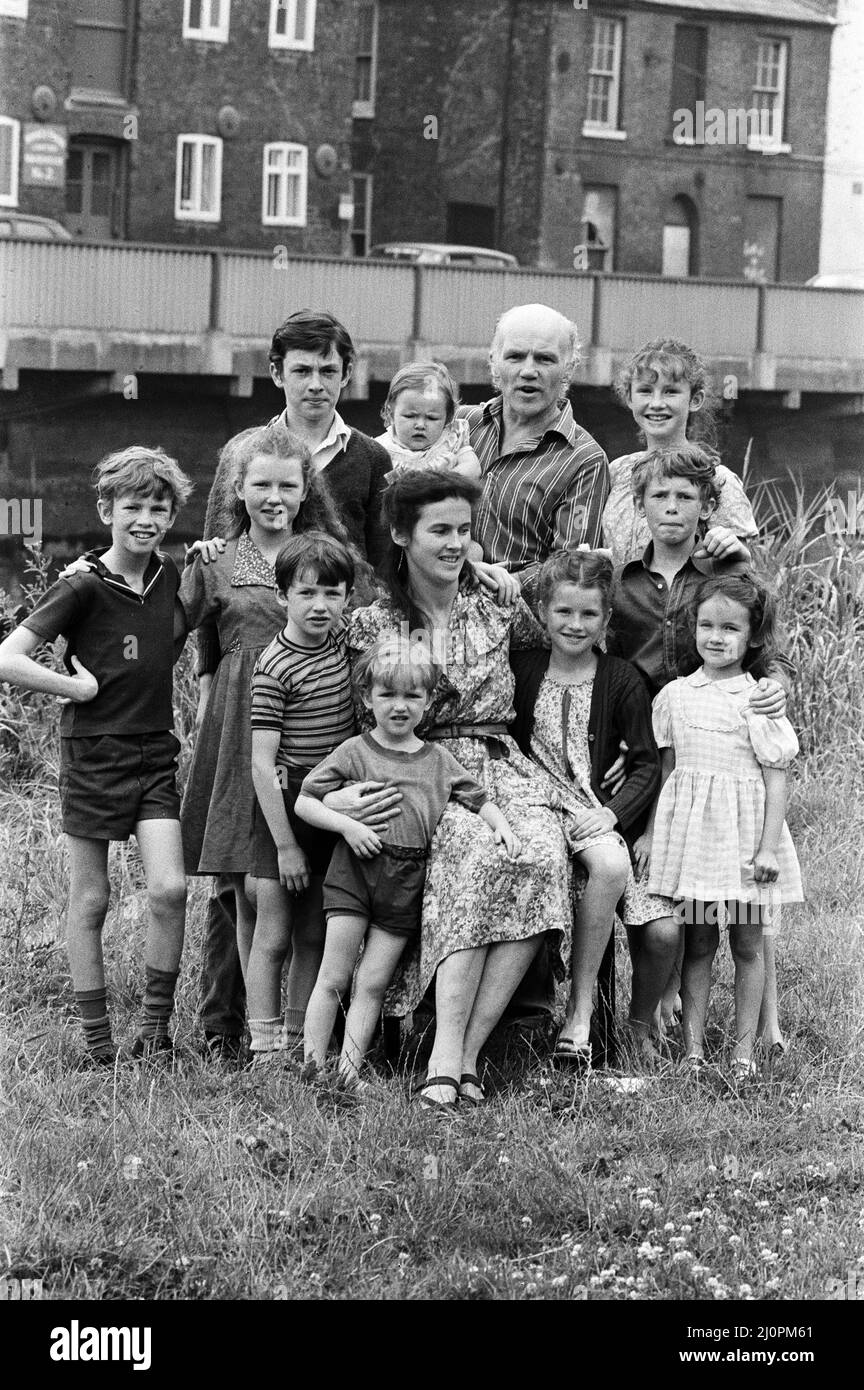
[647, 669, 803, 915]
[375, 418, 472, 476]
[602, 451, 759, 567]
[531, 672, 673, 928]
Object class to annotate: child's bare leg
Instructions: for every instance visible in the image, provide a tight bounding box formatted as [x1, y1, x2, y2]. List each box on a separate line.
[67, 835, 113, 1057]
[135, 820, 187, 1047]
[660, 936, 684, 1027]
[66, 836, 111, 990]
[681, 908, 719, 1061]
[560, 842, 629, 1047]
[629, 914, 680, 1042]
[246, 878, 293, 1054]
[729, 908, 764, 1067]
[236, 874, 257, 981]
[136, 820, 186, 972]
[304, 914, 367, 1069]
[757, 933, 784, 1051]
[283, 876, 326, 1043]
[339, 926, 409, 1083]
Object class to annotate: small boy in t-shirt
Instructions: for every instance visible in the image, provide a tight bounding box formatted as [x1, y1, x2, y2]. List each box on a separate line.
[0, 447, 193, 1065]
[295, 636, 519, 1088]
[247, 531, 357, 1065]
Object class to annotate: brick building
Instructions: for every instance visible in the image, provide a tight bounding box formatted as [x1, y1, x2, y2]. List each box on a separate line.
[364, 0, 837, 282]
[818, 0, 864, 276]
[0, 0, 368, 251]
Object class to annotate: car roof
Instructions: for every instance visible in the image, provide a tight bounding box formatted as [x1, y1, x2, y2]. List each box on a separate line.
[369, 241, 518, 263]
[805, 271, 864, 289]
[0, 212, 72, 239]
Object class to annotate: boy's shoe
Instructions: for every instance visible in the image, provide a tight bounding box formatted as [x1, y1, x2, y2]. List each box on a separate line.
[249, 1047, 292, 1071]
[125, 1033, 175, 1065]
[76, 1043, 120, 1071]
[204, 1031, 244, 1068]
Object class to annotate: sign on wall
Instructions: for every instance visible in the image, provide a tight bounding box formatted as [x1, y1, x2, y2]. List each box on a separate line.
[22, 124, 67, 188]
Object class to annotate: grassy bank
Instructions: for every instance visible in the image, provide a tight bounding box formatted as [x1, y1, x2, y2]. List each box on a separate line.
[1, 490, 863, 1302]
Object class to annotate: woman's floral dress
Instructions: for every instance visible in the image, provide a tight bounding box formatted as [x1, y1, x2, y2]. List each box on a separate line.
[348, 585, 572, 1016]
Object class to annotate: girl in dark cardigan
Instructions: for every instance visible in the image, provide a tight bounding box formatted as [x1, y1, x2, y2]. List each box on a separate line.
[510, 550, 679, 1067]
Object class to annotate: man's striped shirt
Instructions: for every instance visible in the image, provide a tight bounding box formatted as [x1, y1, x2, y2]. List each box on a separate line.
[251, 626, 354, 772]
[458, 396, 609, 602]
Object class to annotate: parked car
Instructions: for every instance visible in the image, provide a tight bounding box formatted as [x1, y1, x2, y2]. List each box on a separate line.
[368, 241, 518, 269]
[805, 272, 864, 289]
[0, 212, 72, 240]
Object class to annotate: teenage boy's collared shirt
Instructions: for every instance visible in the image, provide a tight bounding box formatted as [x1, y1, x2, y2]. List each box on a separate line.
[606, 543, 747, 698]
[21, 550, 182, 736]
[273, 407, 352, 471]
[457, 395, 609, 604]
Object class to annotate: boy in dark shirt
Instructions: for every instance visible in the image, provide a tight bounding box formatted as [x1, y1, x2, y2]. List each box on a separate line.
[0, 447, 192, 1066]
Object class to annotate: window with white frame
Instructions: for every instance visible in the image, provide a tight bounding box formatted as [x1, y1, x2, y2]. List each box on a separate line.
[353, 2, 378, 118]
[0, 117, 20, 206]
[0, 2, 29, 19]
[350, 173, 372, 256]
[583, 17, 625, 136]
[269, 0, 316, 51]
[175, 135, 222, 221]
[750, 38, 788, 148]
[183, 0, 229, 43]
[262, 142, 307, 226]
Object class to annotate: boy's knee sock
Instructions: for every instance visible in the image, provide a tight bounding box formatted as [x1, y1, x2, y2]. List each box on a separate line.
[249, 1016, 283, 1053]
[75, 987, 113, 1055]
[138, 966, 179, 1041]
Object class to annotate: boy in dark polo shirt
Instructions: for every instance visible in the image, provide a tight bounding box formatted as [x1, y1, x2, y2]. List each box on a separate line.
[0, 447, 192, 1066]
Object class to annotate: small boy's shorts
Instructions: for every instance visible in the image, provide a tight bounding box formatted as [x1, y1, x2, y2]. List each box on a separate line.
[323, 840, 427, 937]
[59, 731, 181, 841]
[251, 771, 338, 880]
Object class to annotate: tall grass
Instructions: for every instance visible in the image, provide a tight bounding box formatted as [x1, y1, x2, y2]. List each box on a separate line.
[1, 493, 863, 1303]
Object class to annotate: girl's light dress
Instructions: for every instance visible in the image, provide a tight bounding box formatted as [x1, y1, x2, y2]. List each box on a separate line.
[375, 419, 475, 476]
[602, 452, 759, 567]
[647, 669, 803, 910]
[530, 673, 672, 930]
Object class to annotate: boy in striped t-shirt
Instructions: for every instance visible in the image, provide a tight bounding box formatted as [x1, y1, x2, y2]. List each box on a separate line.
[248, 532, 356, 1063]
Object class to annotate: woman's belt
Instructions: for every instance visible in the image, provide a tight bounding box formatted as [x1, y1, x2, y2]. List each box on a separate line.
[426, 722, 510, 758]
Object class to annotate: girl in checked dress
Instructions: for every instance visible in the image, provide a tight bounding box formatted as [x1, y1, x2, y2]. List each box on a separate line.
[645, 574, 803, 1080]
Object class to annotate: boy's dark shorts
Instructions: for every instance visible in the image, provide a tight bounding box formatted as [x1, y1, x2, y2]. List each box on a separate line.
[323, 840, 427, 937]
[60, 732, 181, 841]
[251, 771, 338, 880]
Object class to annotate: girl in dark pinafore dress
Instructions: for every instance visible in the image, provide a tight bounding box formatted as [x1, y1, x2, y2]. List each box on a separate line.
[179, 424, 353, 1028]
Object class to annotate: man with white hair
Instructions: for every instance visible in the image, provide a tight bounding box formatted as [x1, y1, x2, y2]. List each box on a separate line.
[459, 302, 609, 607]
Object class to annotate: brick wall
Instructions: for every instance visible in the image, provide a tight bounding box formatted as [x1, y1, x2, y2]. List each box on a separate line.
[1, 0, 359, 251]
[129, 0, 356, 250]
[540, 1, 834, 280]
